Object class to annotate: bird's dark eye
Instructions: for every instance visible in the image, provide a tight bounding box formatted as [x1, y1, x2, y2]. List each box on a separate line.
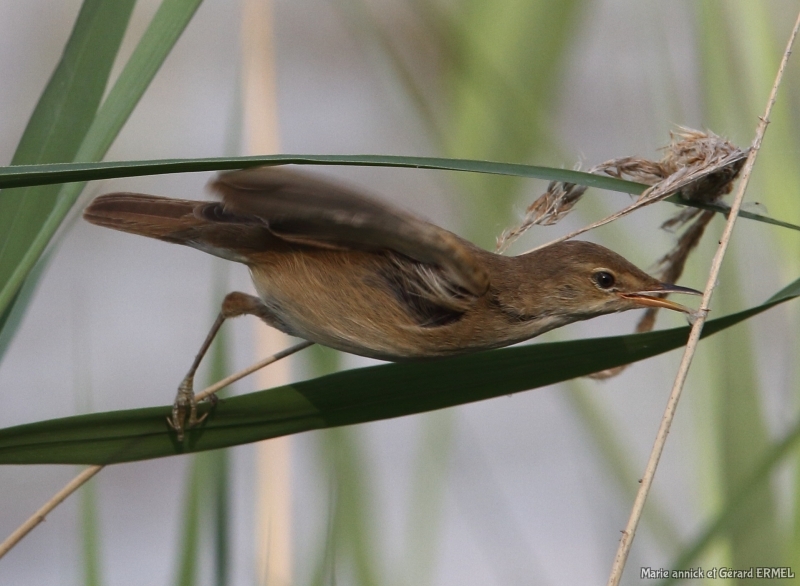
[593, 270, 616, 289]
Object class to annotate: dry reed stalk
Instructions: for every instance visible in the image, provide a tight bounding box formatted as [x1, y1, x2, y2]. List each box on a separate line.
[606, 8, 800, 585]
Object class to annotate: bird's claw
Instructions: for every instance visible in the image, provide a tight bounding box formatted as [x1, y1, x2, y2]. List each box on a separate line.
[167, 376, 208, 441]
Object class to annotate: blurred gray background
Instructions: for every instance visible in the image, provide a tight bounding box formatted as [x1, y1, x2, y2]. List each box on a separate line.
[1, 1, 798, 585]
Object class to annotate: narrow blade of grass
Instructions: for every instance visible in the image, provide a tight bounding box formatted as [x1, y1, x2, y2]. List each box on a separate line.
[0, 0, 204, 333]
[0, 275, 797, 465]
[0, 156, 795, 234]
[0, 0, 136, 344]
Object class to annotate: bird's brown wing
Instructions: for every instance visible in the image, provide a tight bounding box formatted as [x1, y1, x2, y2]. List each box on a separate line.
[211, 167, 490, 296]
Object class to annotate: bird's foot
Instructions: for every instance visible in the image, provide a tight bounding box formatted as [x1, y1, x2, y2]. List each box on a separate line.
[167, 376, 208, 441]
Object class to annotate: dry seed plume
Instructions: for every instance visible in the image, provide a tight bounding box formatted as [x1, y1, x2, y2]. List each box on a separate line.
[496, 128, 747, 253]
[494, 128, 747, 378]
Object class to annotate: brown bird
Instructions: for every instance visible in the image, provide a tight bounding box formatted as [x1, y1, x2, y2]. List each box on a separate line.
[84, 167, 700, 438]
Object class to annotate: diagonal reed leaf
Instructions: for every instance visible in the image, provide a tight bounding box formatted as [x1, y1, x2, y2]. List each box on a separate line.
[0, 0, 136, 354]
[0, 274, 797, 466]
[0, 0, 204, 338]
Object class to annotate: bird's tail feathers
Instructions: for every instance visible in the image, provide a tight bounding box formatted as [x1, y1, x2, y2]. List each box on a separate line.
[83, 193, 208, 241]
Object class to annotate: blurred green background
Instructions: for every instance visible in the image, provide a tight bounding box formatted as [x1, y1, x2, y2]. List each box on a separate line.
[1, 0, 799, 584]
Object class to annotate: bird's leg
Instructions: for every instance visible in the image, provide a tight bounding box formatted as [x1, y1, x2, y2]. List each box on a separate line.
[168, 291, 278, 440]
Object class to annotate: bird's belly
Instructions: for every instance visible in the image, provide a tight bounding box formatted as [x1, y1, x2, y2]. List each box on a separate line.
[247, 251, 566, 361]
[248, 252, 420, 359]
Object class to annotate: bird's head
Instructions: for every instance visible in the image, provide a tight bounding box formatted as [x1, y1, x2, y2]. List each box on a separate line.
[520, 240, 700, 319]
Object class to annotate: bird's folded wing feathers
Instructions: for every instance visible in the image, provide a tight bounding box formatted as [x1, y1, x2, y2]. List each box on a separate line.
[211, 167, 490, 296]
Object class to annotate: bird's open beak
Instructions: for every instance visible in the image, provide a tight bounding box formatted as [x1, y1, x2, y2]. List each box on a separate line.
[619, 283, 702, 314]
